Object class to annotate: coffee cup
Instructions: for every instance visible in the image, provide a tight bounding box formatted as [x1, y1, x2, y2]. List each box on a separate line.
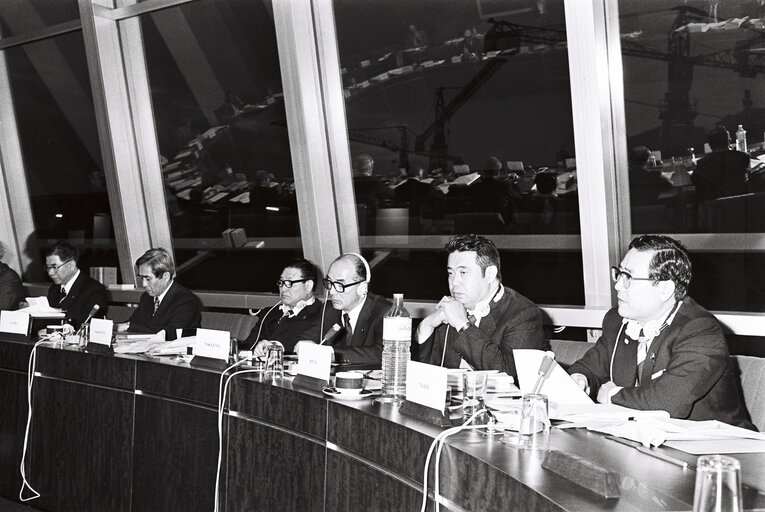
[334, 372, 363, 394]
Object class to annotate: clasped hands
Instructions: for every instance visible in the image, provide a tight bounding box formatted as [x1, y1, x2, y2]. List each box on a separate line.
[570, 373, 621, 404]
[416, 296, 469, 342]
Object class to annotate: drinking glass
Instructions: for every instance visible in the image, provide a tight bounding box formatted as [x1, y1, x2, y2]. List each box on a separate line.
[514, 393, 550, 450]
[462, 372, 488, 420]
[693, 455, 742, 512]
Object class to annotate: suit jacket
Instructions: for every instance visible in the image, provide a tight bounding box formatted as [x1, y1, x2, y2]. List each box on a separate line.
[128, 281, 201, 341]
[47, 271, 108, 328]
[568, 297, 754, 429]
[241, 299, 324, 352]
[422, 286, 547, 382]
[0, 262, 24, 311]
[325, 292, 391, 366]
[691, 150, 750, 202]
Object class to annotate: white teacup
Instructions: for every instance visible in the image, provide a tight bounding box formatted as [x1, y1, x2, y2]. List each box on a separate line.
[334, 372, 363, 395]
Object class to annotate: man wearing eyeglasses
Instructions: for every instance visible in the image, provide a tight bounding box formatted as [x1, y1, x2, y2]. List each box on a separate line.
[568, 235, 753, 428]
[309, 252, 390, 366]
[242, 258, 323, 355]
[45, 241, 108, 328]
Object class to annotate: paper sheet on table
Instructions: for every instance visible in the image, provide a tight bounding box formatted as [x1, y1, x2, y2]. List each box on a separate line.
[513, 349, 592, 404]
[552, 403, 669, 424]
[20, 297, 65, 317]
[112, 332, 166, 353]
[665, 439, 765, 454]
[148, 335, 198, 356]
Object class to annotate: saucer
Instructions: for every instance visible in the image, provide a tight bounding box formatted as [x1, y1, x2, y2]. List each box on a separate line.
[322, 387, 374, 400]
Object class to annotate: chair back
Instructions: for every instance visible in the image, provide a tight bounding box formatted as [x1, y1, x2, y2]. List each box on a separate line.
[201, 311, 259, 341]
[550, 339, 594, 370]
[733, 355, 765, 431]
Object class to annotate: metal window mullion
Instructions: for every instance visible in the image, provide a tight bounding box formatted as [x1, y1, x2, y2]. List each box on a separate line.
[273, 0, 344, 273]
[0, 50, 39, 279]
[565, 0, 622, 310]
[79, 0, 158, 285]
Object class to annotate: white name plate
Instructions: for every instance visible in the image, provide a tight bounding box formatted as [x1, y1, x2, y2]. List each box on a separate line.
[406, 361, 449, 411]
[89, 318, 114, 346]
[296, 344, 333, 382]
[0, 310, 30, 335]
[193, 328, 231, 361]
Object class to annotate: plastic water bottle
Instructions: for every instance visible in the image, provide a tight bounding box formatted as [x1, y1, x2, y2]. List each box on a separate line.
[376, 294, 411, 404]
[736, 125, 747, 153]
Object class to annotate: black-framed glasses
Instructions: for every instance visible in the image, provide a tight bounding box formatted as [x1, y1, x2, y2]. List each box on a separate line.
[610, 266, 656, 288]
[322, 277, 364, 293]
[44, 260, 72, 272]
[277, 278, 309, 289]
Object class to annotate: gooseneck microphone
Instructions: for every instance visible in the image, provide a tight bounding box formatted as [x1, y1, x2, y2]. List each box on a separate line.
[531, 350, 556, 394]
[319, 323, 343, 345]
[74, 304, 100, 337]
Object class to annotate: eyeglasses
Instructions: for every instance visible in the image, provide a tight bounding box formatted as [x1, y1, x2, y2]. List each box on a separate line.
[322, 277, 364, 293]
[610, 266, 657, 288]
[277, 278, 309, 289]
[45, 260, 72, 272]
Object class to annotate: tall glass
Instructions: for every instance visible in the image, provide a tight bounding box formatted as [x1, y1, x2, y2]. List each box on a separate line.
[693, 455, 742, 512]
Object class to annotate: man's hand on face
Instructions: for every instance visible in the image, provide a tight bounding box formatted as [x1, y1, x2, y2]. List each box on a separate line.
[438, 296, 469, 329]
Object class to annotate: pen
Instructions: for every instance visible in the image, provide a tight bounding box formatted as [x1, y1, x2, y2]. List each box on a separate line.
[606, 436, 689, 469]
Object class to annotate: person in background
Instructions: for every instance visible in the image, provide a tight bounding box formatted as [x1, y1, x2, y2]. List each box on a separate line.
[352, 154, 394, 235]
[299, 252, 390, 366]
[0, 243, 24, 311]
[243, 258, 323, 355]
[116, 248, 201, 341]
[568, 235, 754, 429]
[45, 241, 108, 328]
[627, 146, 673, 207]
[416, 234, 546, 381]
[692, 126, 750, 203]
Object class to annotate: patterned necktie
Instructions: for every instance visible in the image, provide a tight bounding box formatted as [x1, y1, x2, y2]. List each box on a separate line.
[343, 312, 353, 342]
[59, 286, 67, 304]
[153, 297, 160, 316]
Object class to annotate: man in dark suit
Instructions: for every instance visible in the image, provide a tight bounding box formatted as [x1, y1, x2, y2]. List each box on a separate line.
[310, 252, 391, 366]
[692, 126, 750, 203]
[116, 248, 201, 341]
[568, 235, 754, 429]
[45, 241, 108, 328]
[0, 243, 24, 311]
[242, 258, 324, 354]
[416, 234, 546, 381]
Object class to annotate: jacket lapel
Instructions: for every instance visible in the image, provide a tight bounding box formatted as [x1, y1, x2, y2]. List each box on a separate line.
[352, 297, 372, 346]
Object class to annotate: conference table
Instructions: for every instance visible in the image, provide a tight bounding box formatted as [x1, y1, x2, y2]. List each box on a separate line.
[1, 334, 764, 511]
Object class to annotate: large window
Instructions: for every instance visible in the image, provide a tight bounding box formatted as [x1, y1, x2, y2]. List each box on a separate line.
[5, 30, 118, 280]
[619, 1, 765, 311]
[333, 0, 583, 303]
[138, 0, 302, 292]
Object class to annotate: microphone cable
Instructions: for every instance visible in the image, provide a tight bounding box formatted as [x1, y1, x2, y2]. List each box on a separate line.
[248, 301, 281, 351]
[18, 335, 58, 502]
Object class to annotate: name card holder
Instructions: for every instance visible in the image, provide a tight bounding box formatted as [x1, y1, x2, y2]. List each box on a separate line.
[191, 328, 231, 370]
[0, 310, 31, 336]
[399, 361, 453, 428]
[292, 343, 333, 391]
[541, 450, 621, 499]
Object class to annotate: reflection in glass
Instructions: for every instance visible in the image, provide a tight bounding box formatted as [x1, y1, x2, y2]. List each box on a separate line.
[620, 2, 765, 235]
[6, 32, 118, 278]
[139, 0, 300, 292]
[334, 0, 581, 303]
[0, 0, 79, 37]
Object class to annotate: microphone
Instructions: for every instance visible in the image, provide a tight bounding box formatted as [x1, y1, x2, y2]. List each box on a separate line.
[531, 350, 556, 394]
[319, 323, 343, 345]
[74, 304, 100, 337]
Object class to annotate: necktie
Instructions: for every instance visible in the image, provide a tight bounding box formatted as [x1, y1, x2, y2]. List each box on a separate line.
[153, 297, 160, 316]
[59, 286, 67, 304]
[279, 309, 294, 323]
[343, 312, 353, 342]
[467, 313, 477, 325]
[636, 332, 648, 386]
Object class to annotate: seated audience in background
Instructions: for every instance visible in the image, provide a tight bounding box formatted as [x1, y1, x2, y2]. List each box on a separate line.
[568, 235, 754, 429]
[45, 241, 108, 328]
[416, 234, 546, 381]
[692, 126, 750, 203]
[404, 24, 428, 48]
[299, 252, 390, 366]
[628, 146, 673, 206]
[0, 243, 24, 311]
[243, 258, 323, 355]
[249, 169, 282, 214]
[471, 157, 514, 223]
[117, 248, 201, 341]
[352, 154, 394, 235]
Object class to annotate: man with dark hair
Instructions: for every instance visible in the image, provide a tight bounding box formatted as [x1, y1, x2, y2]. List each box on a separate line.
[243, 258, 324, 354]
[628, 145, 673, 207]
[116, 248, 201, 341]
[45, 241, 107, 328]
[416, 234, 546, 380]
[569, 235, 754, 428]
[692, 126, 750, 203]
[302, 252, 390, 366]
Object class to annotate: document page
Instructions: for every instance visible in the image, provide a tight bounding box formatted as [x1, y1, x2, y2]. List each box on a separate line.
[513, 349, 593, 404]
